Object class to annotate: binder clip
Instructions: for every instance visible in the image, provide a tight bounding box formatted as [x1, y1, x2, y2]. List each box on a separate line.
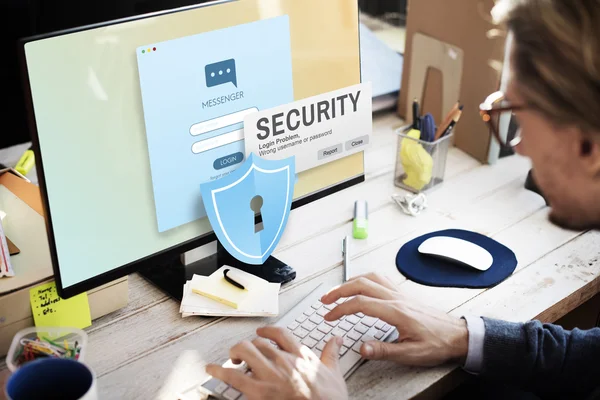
[391, 193, 428, 217]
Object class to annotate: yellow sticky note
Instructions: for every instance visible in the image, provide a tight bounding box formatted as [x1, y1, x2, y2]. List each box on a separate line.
[29, 281, 92, 329]
[192, 276, 249, 309]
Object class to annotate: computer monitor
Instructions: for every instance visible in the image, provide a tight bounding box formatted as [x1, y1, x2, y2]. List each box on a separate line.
[19, 0, 365, 300]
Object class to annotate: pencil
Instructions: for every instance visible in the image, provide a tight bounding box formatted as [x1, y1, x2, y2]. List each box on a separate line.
[441, 107, 464, 138]
[435, 101, 461, 140]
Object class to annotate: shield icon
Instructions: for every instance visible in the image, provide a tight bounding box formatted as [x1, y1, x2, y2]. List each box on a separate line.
[200, 153, 296, 265]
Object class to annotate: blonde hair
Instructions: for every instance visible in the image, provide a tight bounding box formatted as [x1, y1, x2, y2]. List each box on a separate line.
[492, 0, 600, 134]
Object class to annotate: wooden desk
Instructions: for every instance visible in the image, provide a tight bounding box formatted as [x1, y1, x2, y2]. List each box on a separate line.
[1, 111, 598, 400]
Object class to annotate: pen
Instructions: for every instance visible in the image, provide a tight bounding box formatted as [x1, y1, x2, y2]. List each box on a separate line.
[342, 236, 350, 282]
[412, 98, 420, 130]
[223, 268, 245, 290]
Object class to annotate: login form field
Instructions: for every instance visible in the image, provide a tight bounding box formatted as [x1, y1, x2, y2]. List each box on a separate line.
[136, 16, 294, 232]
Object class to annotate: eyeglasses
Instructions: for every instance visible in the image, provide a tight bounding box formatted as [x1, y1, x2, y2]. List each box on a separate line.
[479, 91, 525, 149]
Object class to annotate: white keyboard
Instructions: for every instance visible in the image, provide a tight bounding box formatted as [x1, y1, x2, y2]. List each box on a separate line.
[183, 284, 397, 400]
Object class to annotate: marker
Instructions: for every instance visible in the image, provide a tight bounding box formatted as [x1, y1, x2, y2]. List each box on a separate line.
[353, 200, 368, 239]
[223, 269, 244, 289]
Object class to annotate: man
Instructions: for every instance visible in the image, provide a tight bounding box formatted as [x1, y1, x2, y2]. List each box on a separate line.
[206, 0, 600, 398]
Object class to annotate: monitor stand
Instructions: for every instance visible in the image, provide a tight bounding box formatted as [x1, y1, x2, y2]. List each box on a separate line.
[139, 241, 296, 302]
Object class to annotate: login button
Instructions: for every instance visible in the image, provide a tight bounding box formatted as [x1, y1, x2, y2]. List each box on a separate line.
[213, 152, 244, 170]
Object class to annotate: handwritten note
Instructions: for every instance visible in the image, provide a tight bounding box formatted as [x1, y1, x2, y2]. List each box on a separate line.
[29, 281, 91, 329]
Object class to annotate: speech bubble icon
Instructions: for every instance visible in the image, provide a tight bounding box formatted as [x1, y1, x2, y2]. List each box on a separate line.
[205, 59, 237, 88]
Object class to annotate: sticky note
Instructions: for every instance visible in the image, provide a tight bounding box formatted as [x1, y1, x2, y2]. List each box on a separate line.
[29, 282, 92, 329]
[191, 271, 250, 309]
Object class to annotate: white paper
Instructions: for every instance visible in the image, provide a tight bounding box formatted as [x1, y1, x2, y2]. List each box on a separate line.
[180, 266, 280, 317]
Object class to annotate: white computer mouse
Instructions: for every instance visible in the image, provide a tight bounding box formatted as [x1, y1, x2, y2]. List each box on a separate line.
[417, 236, 493, 272]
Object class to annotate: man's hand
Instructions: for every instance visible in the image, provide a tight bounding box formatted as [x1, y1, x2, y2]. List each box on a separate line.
[206, 326, 348, 400]
[320, 273, 469, 367]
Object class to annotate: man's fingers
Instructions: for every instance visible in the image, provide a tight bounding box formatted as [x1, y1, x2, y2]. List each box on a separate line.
[321, 276, 397, 305]
[320, 335, 343, 371]
[206, 364, 255, 394]
[256, 326, 302, 357]
[324, 296, 399, 323]
[229, 340, 277, 380]
[350, 272, 397, 292]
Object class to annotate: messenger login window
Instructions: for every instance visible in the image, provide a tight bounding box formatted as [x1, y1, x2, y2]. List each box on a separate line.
[136, 16, 294, 232]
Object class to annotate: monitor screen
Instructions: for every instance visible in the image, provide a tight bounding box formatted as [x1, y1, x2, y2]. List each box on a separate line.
[21, 0, 364, 295]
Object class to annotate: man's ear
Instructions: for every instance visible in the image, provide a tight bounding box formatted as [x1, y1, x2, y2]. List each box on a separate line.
[580, 136, 600, 178]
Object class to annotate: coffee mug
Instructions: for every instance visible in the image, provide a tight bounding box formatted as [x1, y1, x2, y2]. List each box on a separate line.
[5, 358, 97, 400]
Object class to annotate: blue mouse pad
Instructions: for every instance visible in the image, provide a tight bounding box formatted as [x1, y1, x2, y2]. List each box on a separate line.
[396, 229, 518, 288]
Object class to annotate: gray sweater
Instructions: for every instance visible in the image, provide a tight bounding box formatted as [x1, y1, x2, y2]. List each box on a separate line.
[481, 317, 600, 399]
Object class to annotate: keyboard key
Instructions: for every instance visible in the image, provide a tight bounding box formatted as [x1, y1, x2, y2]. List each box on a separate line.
[366, 327, 379, 338]
[317, 323, 332, 334]
[323, 303, 336, 310]
[303, 308, 315, 317]
[223, 387, 241, 400]
[339, 348, 362, 372]
[375, 321, 385, 330]
[287, 321, 299, 331]
[381, 323, 392, 332]
[347, 330, 362, 341]
[354, 324, 368, 334]
[302, 337, 318, 348]
[361, 316, 377, 327]
[323, 333, 333, 343]
[335, 298, 347, 305]
[316, 341, 326, 351]
[310, 330, 326, 341]
[324, 319, 340, 327]
[316, 308, 329, 317]
[345, 315, 360, 325]
[215, 382, 230, 394]
[339, 346, 349, 356]
[293, 327, 310, 339]
[375, 331, 384, 340]
[355, 312, 365, 318]
[301, 321, 317, 332]
[343, 337, 355, 348]
[361, 335, 375, 343]
[313, 349, 322, 358]
[311, 301, 322, 309]
[338, 321, 354, 331]
[331, 328, 345, 337]
[352, 341, 363, 353]
[296, 314, 308, 323]
[309, 315, 324, 325]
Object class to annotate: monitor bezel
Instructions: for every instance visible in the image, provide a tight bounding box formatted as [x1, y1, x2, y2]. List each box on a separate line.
[18, 0, 365, 299]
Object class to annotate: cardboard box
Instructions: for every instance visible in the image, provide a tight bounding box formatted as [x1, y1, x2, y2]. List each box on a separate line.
[0, 168, 128, 356]
[398, 0, 508, 163]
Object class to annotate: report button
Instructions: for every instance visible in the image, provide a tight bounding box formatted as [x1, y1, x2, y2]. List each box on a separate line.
[318, 144, 343, 160]
[213, 152, 244, 170]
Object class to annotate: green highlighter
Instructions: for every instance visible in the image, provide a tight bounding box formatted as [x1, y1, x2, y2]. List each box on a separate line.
[353, 200, 368, 239]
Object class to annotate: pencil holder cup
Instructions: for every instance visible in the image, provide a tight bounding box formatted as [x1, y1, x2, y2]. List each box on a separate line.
[6, 326, 88, 372]
[393, 127, 453, 193]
